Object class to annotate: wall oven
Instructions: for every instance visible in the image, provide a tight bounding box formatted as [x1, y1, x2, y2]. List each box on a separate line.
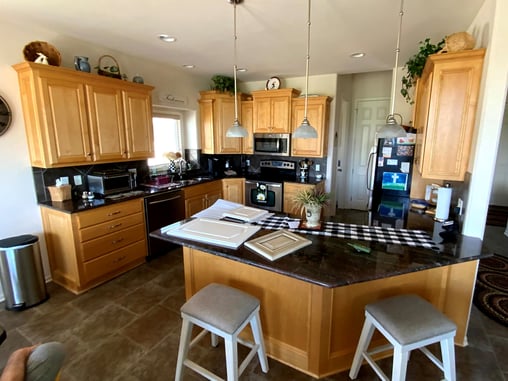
[253, 133, 291, 156]
[245, 180, 283, 212]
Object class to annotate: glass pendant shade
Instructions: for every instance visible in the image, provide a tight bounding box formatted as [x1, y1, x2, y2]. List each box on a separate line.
[377, 113, 407, 138]
[225, 1, 248, 138]
[293, 117, 318, 138]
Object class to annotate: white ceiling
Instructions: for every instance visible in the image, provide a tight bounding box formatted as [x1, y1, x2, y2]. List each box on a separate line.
[1, 0, 485, 82]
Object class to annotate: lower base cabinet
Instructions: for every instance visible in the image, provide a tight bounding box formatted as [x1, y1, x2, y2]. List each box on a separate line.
[41, 198, 147, 294]
[222, 178, 245, 204]
[183, 181, 223, 218]
[283, 181, 325, 217]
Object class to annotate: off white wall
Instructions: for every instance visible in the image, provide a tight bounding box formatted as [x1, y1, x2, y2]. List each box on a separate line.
[0, 19, 209, 299]
[490, 102, 508, 206]
[463, 0, 508, 238]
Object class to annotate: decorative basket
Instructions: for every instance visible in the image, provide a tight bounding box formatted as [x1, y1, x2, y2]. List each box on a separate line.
[97, 55, 122, 79]
[23, 41, 62, 66]
[48, 185, 71, 202]
[441, 32, 476, 53]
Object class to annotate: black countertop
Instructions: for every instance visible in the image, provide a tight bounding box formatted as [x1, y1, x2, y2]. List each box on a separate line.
[150, 211, 489, 289]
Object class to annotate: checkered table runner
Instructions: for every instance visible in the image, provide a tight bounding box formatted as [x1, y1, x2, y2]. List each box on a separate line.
[254, 215, 438, 250]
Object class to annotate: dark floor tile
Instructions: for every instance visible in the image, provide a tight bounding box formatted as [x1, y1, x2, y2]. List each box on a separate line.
[120, 305, 180, 349]
[159, 283, 186, 313]
[115, 282, 173, 315]
[69, 281, 130, 314]
[490, 335, 508, 373]
[107, 263, 159, 290]
[0, 303, 43, 331]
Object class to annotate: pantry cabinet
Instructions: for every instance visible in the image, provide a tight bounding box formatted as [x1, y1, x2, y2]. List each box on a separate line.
[40, 198, 147, 294]
[199, 91, 250, 154]
[222, 178, 245, 204]
[183, 180, 223, 218]
[291, 96, 332, 158]
[283, 181, 325, 217]
[13, 62, 154, 168]
[413, 49, 485, 180]
[252, 88, 300, 133]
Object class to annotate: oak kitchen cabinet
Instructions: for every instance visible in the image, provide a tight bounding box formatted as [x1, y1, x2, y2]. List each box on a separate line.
[283, 181, 325, 217]
[413, 49, 485, 180]
[183, 180, 223, 218]
[252, 88, 300, 133]
[40, 198, 147, 294]
[199, 90, 250, 154]
[222, 178, 245, 204]
[241, 100, 254, 154]
[13, 62, 154, 168]
[291, 96, 332, 158]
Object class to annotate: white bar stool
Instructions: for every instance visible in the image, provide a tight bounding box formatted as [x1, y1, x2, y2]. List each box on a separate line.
[175, 283, 269, 381]
[349, 294, 457, 381]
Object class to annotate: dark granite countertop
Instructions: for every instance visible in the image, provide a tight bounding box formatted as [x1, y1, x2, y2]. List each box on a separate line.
[150, 212, 490, 289]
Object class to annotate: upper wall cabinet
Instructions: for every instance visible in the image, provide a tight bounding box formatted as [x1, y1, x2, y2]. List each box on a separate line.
[413, 49, 485, 180]
[199, 90, 250, 155]
[291, 96, 332, 158]
[252, 88, 300, 133]
[13, 62, 154, 168]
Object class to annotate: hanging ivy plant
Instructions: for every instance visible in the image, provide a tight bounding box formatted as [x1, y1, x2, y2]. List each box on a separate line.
[401, 37, 445, 104]
[210, 75, 235, 93]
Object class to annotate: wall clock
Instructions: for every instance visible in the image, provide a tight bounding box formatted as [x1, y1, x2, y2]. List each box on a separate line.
[0, 96, 12, 136]
[265, 76, 281, 90]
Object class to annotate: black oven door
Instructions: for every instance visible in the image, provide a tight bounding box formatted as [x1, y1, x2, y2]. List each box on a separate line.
[245, 181, 282, 212]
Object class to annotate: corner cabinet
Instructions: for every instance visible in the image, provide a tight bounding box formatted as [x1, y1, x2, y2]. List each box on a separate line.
[199, 91, 250, 154]
[413, 49, 485, 180]
[291, 96, 332, 158]
[40, 198, 147, 294]
[183, 180, 223, 218]
[13, 62, 154, 168]
[252, 88, 301, 133]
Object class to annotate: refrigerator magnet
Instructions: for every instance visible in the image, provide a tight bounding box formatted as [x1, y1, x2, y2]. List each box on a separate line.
[382, 147, 392, 157]
[400, 162, 410, 173]
[386, 159, 398, 166]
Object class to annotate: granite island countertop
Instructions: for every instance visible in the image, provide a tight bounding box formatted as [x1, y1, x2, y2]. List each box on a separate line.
[150, 212, 490, 288]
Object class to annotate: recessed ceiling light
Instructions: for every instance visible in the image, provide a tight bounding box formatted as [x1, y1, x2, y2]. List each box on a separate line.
[350, 52, 365, 58]
[237, 67, 248, 72]
[158, 34, 177, 43]
[183, 64, 195, 69]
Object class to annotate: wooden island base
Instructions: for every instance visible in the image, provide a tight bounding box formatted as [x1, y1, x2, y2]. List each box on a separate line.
[183, 247, 478, 378]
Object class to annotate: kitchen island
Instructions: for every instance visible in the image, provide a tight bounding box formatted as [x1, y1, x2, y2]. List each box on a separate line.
[150, 214, 487, 378]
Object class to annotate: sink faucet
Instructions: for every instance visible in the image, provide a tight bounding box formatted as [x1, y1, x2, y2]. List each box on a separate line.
[178, 159, 185, 178]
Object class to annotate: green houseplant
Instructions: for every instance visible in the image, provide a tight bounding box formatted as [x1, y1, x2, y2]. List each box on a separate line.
[210, 75, 235, 93]
[401, 37, 445, 104]
[294, 188, 330, 227]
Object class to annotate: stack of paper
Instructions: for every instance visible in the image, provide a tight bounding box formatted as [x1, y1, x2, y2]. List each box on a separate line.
[222, 206, 270, 223]
[192, 199, 272, 223]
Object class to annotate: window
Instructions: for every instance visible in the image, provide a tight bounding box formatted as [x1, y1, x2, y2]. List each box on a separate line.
[148, 113, 183, 168]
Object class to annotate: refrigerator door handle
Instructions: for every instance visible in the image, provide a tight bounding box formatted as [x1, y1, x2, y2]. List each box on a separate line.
[366, 151, 376, 191]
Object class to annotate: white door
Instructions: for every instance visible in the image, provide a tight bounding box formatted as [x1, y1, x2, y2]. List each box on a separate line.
[347, 98, 389, 210]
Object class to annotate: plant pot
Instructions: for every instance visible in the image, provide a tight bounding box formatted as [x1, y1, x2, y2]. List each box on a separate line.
[305, 204, 322, 228]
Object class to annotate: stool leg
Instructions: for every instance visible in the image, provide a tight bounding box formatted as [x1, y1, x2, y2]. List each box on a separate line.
[349, 317, 376, 379]
[440, 337, 456, 381]
[391, 346, 409, 381]
[251, 312, 269, 373]
[224, 336, 239, 381]
[175, 319, 193, 381]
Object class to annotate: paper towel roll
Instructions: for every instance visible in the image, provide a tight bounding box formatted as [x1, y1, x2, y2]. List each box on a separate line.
[435, 187, 452, 221]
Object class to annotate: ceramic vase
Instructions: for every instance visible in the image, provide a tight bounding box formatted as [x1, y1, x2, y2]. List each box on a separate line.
[74, 56, 91, 73]
[305, 204, 321, 228]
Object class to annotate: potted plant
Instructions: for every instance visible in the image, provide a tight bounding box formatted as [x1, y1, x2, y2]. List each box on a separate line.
[210, 75, 235, 93]
[401, 37, 445, 104]
[294, 188, 330, 228]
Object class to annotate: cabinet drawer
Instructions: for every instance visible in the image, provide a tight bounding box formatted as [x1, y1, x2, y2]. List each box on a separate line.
[78, 212, 144, 242]
[82, 240, 146, 284]
[81, 224, 145, 261]
[76, 199, 143, 228]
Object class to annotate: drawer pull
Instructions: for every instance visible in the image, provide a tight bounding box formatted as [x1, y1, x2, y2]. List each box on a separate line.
[113, 255, 127, 263]
[109, 223, 122, 229]
[111, 238, 124, 245]
[108, 211, 121, 216]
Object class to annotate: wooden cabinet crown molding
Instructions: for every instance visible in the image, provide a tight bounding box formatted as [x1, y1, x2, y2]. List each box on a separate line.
[12, 62, 154, 168]
[413, 49, 485, 180]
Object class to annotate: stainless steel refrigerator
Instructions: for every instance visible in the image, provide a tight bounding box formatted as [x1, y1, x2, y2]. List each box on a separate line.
[369, 135, 416, 228]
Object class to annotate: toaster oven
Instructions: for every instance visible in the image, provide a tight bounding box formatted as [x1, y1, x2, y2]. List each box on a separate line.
[87, 170, 132, 196]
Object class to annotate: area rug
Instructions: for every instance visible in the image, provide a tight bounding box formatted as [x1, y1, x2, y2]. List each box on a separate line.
[473, 254, 508, 327]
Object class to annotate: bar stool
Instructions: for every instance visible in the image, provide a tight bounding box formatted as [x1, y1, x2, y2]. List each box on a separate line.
[175, 283, 269, 381]
[349, 294, 457, 381]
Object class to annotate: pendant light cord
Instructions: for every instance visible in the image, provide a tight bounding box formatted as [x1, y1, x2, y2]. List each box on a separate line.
[233, 1, 239, 121]
[389, 0, 404, 116]
[303, 0, 311, 119]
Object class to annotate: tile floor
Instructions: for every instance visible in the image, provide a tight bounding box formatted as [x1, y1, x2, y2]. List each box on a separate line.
[0, 223, 506, 380]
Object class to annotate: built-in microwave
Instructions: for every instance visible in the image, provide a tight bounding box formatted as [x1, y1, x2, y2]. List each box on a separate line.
[253, 133, 291, 156]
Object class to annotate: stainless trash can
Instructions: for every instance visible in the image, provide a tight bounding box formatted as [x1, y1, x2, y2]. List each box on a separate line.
[0, 234, 48, 310]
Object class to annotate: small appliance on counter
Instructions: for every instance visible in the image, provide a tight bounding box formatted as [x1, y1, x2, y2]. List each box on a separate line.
[425, 183, 453, 221]
[298, 158, 313, 179]
[87, 169, 132, 197]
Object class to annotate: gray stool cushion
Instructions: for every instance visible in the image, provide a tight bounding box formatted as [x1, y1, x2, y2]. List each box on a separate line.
[181, 283, 260, 335]
[366, 294, 457, 345]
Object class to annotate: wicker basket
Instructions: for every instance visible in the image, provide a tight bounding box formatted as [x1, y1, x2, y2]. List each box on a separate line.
[23, 41, 61, 66]
[48, 185, 71, 202]
[97, 55, 122, 79]
[441, 32, 476, 53]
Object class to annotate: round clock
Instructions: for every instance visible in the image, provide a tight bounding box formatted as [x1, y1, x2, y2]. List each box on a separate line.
[265, 76, 281, 90]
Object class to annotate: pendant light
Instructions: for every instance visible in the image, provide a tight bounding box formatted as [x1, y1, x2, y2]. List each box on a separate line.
[293, 0, 318, 139]
[377, 0, 407, 139]
[226, 0, 248, 138]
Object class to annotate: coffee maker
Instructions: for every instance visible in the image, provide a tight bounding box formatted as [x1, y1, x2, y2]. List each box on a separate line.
[298, 158, 313, 179]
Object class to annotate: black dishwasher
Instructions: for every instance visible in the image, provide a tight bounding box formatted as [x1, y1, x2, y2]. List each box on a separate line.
[144, 189, 185, 259]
